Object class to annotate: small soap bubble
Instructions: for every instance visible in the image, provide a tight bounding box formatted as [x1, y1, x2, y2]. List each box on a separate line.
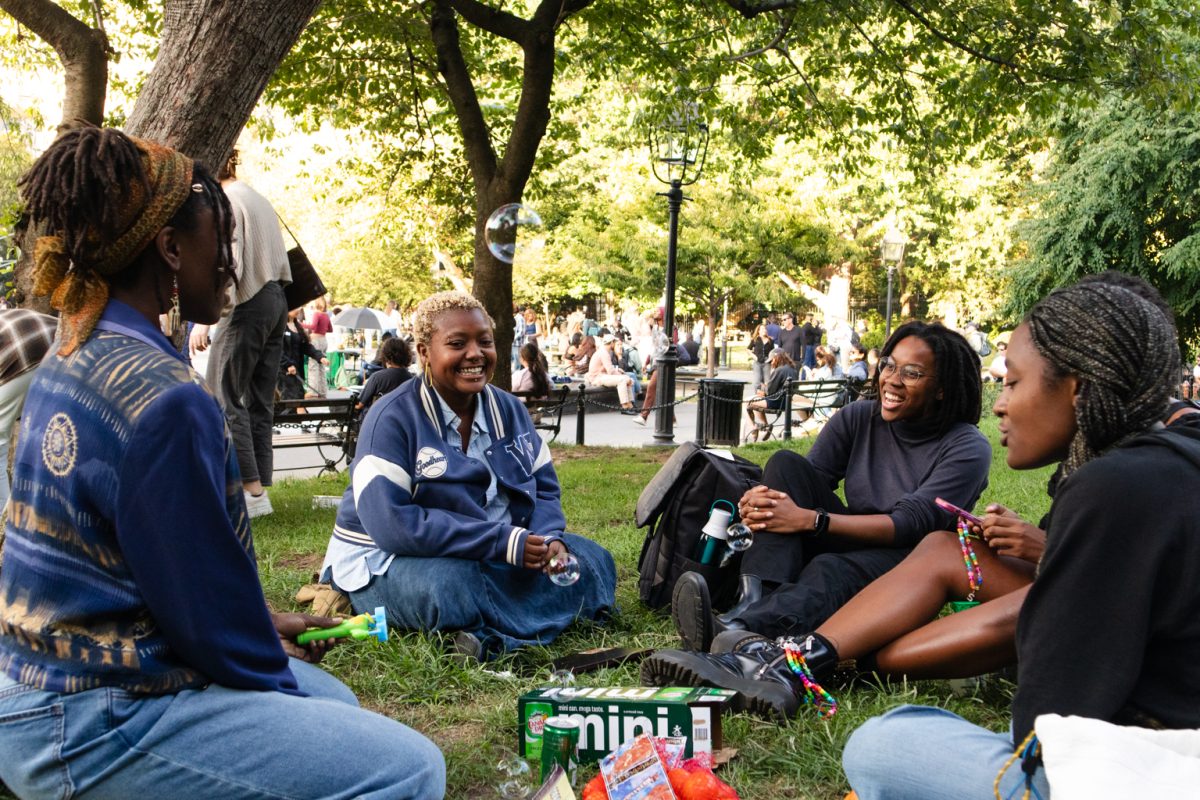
[547, 551, 581, 586]
[725, 522, 754, 552]
[485, 203, 544, 264]
[550, 668, 576, 688]
[495, 753, 531, 799]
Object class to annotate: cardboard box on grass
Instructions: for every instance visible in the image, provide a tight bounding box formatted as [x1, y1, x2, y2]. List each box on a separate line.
[519, 686, 736, 765]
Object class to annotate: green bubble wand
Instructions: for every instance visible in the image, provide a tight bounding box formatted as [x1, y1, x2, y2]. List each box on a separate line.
[295, 606, 388, 645]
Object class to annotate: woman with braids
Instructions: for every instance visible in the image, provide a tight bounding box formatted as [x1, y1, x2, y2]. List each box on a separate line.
[319, 291, 616, 661]
[0, 127, 444, 799]
[842, 277, 1200, 799]
[650, 322, 991, 717]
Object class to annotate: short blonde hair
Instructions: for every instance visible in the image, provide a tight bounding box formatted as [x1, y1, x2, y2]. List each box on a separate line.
[413, 290, 494, 346]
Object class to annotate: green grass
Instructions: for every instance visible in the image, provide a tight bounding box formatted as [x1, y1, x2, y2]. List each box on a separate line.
[244, 399, 1053, 799]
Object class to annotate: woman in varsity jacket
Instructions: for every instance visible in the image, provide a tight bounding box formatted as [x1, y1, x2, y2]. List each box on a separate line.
[321, 290, 616, 660]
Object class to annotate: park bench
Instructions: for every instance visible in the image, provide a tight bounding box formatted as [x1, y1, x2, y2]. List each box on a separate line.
[272, 396, 358, 476]
[748, 377, 851, 442]
[514, 386, 571, 442]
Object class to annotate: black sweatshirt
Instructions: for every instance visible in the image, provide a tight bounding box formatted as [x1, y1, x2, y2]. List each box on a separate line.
[1013, 420, 1200, 741]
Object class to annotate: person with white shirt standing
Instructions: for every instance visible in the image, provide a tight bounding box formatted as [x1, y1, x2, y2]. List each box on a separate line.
[189, 151, 291, 518]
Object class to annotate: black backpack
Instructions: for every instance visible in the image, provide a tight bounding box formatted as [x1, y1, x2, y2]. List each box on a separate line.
[635, 442, 763, 611]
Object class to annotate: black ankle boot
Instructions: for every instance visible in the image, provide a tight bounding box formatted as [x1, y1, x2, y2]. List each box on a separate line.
[782, 632, 839, 684]
[641, 639, 802, 720]
[715, 575, 762, 627]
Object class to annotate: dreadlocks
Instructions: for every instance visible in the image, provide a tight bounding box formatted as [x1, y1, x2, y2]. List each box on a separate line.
[878, 321, 983, 436]
[16, 124, 233, 355]
[1028, 278, 1179, 481]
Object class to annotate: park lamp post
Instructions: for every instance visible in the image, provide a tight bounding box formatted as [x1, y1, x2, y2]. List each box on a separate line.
[880, 224, 907, 339]
[648, 106, 709, 444]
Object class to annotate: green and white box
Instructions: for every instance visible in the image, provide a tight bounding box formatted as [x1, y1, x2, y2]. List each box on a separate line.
[518, 685, 735, 765]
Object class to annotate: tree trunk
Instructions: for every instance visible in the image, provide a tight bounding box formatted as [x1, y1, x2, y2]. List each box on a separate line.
[13, 0, 319, 309]
[2, 0, 109, 311]
[125, 0, 320, 168]
[706, 310, 718, 378]
[0, 0, 108, 131]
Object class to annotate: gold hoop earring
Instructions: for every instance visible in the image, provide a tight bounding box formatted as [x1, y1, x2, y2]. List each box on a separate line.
[424, 363, 432, 384]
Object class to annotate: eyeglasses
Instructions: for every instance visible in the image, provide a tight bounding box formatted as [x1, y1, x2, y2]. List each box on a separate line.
[879, 357, 934, 384]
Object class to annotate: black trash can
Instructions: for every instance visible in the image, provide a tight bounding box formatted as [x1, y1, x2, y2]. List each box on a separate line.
[696, 378, 746, 447]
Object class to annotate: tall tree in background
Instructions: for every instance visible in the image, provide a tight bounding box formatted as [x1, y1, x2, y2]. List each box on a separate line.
[1009, 96, 1200, 342]
[2, 0, 321, 308]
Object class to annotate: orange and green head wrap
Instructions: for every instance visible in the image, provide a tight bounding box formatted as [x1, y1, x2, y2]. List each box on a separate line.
[20, 126, 195, 355]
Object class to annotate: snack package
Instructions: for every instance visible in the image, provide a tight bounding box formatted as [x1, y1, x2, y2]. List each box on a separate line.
[581, 736, 739, 800]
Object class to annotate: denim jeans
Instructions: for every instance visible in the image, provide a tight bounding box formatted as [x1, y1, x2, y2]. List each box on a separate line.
[843, 705, 1050, 800]
[207, 281, 287, 486]
[751, 360, 768, 391]
[0, 659, 445, 800]
[348, 533, 616, 657]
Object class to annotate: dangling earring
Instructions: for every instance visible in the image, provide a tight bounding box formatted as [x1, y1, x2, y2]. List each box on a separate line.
[167, 276, 185, 350]
[423, 363, 432, 384]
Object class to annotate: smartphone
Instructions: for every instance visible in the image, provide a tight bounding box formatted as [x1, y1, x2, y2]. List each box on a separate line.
[935, 497, 982, 526]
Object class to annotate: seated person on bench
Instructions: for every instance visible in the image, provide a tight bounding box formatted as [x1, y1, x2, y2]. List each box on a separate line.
[356, 336, 413, 413]
[745, 347, 798, 441]
[320, 291, 617, 661]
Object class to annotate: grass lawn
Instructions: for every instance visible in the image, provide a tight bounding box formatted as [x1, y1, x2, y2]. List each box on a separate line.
[245, 395, 1053, 799]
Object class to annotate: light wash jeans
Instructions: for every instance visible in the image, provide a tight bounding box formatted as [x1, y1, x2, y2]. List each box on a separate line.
[0, 659, 445, 800]
[843, 705, 1050, 800]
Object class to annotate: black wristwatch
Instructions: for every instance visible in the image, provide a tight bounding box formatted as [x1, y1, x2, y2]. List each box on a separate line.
[812, 508, 830, 536]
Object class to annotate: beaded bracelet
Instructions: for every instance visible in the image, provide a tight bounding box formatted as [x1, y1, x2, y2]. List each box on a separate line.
[782, 640, 838, 719]
[957, 517, 983, 601]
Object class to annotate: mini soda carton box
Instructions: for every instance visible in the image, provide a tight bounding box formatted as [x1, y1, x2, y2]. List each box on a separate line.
[519, 686, 736, 765]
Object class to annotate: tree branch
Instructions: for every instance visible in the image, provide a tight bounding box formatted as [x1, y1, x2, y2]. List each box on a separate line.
[884, 0, 1019, 72]
[430, 0, 497, 193]
[720, 0, 800, 19]
[446, 0, 526, 42]
[0, 0, 108, 128]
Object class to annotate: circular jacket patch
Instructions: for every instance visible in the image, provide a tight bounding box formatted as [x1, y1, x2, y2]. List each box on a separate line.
[42, 412, 78, 477]
[415, 446, 448, 478]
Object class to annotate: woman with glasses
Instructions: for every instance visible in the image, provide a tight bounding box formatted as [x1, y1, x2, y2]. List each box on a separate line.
[667, 322, 991, 668]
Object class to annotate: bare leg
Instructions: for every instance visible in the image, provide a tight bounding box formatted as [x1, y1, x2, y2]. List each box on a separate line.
[872, 588, 1028, 678]
[815, 531, 1034, 661]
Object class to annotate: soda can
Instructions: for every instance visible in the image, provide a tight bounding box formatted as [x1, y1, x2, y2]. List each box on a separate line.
[540, 715, 580, 785]
[523, 701, 554, 763]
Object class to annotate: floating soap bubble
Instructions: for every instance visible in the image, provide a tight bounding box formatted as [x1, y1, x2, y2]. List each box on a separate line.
[725, 522, 754, 552]
[496, 754, 532, 799]
[549, 668, 576, 688]
[485, 203, 543, 264]
[547, 551, 581, 586]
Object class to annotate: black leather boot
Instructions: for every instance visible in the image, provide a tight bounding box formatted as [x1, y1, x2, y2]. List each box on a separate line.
[715, 574, 763, 627]
[673, 572, 747, 652]
[711, 630, 839, 685]
[641, 638, 803, 721]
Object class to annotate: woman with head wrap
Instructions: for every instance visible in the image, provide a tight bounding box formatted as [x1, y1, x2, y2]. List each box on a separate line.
[841, 276, 1200, 800]
[0, 127, 444, 799]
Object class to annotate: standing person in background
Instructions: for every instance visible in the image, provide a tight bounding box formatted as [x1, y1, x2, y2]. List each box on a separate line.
[799, 313, 823, 369]
[765, 313, 781, 341]
[0, 310, 57, 508]
[776, 312, 804, 365]
[521, 307, 543, 347]
[303, 297, 332, 397]
[189, 150, 290, 519]
[384, 299, 403, 338]
[748, 324, 775, 391]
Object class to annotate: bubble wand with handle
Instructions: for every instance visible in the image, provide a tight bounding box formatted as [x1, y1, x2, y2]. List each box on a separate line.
[295, 606, 388, 645]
